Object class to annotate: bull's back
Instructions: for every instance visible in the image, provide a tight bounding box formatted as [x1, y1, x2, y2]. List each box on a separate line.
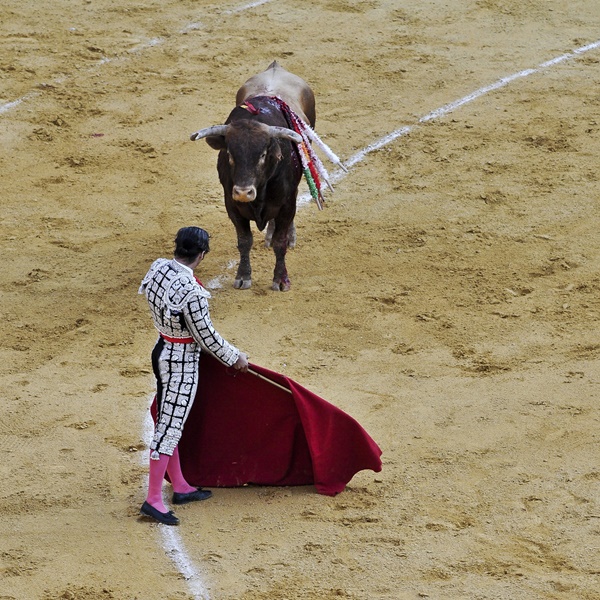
[235, 61, 316, 127]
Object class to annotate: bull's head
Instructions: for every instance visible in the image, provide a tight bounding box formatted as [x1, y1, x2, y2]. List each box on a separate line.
[190, 121, 301, 203]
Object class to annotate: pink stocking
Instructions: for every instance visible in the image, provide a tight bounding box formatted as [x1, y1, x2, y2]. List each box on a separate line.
[167, 447, 197, 494]
[145, 453, 170, 513]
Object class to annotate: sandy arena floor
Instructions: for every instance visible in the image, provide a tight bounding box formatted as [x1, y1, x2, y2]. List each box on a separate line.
[1, 0, 600, 598]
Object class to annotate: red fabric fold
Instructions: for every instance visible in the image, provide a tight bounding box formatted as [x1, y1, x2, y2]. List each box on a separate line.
[151, 353, 382, 496]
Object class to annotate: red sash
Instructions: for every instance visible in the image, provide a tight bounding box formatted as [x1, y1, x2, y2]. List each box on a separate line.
[160, 333, 195, 344]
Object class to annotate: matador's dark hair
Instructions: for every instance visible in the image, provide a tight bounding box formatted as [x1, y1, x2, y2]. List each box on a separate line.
[174, 226, 210, 260]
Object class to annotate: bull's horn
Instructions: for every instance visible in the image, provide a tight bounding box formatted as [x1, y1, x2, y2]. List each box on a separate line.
[190, 125, 229, 141]
[266, 126, 303, 144]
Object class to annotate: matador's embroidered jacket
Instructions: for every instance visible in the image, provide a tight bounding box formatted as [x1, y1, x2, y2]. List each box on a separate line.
[139, 258, 240, 457]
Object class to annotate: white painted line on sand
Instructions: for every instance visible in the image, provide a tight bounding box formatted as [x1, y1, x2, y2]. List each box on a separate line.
[299, 38, 600, 206]
[142, 406, 211, 599]
[0, 0, 275, 115]
[0, 94, 37, 115]
[160, 525, 212, 599]
[224, 0, 274, 14]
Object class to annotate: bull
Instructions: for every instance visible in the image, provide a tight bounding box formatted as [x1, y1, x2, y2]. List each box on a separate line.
[190, 61, 316, 291]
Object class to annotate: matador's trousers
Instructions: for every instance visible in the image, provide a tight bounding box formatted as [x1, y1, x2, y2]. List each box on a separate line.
[150, 337, 200, 458]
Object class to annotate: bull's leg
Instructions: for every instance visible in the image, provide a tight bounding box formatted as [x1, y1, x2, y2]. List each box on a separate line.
[287, 221, 297, 249]
[234, 220, 253, 290]
[270, 220, 292, 292]
[265, 219, 296, 249]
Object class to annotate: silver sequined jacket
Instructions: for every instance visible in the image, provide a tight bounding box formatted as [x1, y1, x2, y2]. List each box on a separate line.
[139, 258, 240, 366]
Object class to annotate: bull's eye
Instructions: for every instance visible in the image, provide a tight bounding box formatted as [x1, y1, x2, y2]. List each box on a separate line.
[227, 151, 234, 166]
[259, 150, 267, 162]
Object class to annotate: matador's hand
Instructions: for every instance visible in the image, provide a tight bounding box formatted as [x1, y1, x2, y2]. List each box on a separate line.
[233, 352, 249, 373]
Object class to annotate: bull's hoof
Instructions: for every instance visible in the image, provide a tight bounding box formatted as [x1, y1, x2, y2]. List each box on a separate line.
[272, 279, 291, 292]
[234, 278, 252, 290]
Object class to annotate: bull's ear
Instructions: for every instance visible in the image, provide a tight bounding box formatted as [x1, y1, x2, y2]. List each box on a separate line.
[205, 135, 227, 151]
[270, 138, 283, 162]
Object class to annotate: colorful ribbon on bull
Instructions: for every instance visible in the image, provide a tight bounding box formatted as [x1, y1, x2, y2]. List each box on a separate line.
[267, 96, 343, 210]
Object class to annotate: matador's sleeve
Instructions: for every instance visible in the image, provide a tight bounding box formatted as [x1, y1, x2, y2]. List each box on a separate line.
[183, 295, 240, 366]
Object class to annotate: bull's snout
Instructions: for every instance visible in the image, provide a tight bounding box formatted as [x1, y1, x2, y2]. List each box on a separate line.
[232, 185, 257, 202]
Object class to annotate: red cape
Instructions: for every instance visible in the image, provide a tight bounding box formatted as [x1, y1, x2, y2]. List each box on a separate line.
[151, 353, 382, 496]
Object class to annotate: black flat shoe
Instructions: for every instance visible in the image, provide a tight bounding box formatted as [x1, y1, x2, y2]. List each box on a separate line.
[172, 488, 213, 505]
[140, 501, 180, 525]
